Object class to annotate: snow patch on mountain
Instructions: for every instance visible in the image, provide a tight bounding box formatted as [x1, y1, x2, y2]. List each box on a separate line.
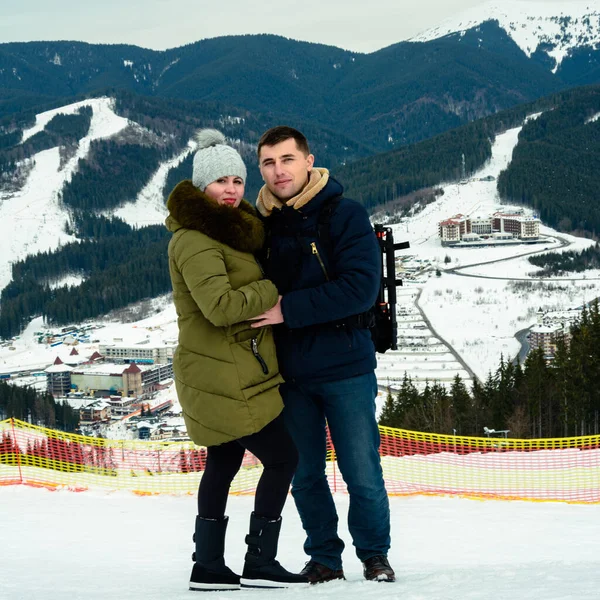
[412, 1, 600, 70]
[0, 97, 129, 293]
[21, 97, 127, 143]
[47, 273, 86, 290]
[586, 111, 600, 123]
[108, 141, 194, 227]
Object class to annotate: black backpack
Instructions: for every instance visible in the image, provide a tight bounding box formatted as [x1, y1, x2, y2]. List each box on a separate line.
[314, 195, 407, 354]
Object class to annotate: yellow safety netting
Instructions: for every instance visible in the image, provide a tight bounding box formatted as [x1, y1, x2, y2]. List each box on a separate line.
[1, 419, 599, 502]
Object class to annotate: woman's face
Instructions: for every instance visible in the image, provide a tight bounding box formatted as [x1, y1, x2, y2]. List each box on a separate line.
[204, 176, 245, 208]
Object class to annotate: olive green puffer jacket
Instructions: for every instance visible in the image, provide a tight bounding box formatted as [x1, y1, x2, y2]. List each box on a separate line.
[166, 180, 283, 446]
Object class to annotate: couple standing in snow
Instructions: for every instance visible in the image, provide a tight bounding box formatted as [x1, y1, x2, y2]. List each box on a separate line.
[165, 126, 394, 590]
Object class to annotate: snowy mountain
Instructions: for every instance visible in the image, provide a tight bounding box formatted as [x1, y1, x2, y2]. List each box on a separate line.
[0, 91, 385, 341]
[412, 0, 600, 72]
[0, 97, 137, 293]
[3, 14, 599, 151]
[2, 93, 600, 397]
[1, 76, 595, 326]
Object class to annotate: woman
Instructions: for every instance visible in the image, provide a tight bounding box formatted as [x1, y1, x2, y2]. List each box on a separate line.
[166, 129, 308, 591]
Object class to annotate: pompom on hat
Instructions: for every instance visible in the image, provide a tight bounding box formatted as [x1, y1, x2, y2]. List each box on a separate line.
[192, 129, 247, 191]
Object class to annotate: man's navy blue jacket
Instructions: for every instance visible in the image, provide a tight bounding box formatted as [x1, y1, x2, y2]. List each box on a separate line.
[263, 176, 381, 384]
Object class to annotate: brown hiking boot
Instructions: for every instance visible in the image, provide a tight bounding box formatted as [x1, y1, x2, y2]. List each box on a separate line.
[362, 555, 395, 582]
[300, 561, 345, 584]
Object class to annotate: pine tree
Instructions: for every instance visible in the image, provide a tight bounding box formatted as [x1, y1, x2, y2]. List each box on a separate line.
[522, 349, 549, 437]
[491, 356, 516, 431]
[450, 374, 471, 435]
[379, 387, 398, 427]
[395, 373, 422, 431]
[431, 381, 451, 434]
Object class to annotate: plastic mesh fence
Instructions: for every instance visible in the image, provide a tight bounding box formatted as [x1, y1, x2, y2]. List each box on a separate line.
[1, 419, 598, 502]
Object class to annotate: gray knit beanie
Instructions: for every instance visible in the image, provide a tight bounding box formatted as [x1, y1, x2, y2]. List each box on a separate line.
[192, 129, 247, 191]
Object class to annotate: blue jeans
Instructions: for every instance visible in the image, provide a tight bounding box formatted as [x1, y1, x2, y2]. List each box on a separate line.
[281, 372, 390, 569]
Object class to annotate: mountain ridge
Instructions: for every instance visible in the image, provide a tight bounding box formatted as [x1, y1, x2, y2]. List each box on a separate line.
[1, 83, 599, 340]
[2, 8, 599, 149]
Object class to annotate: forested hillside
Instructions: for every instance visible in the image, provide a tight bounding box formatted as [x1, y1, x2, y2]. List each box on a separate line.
[0, 89, 373, 339]
[528, 243, 600, 277]
[0, 87, 359, 338]
[0, 83, 598, 340]
[497, 86, 600, 237]
[339, 84, 600, 217]
[0, 215, 170, 339]
[61, 140, 169, 211]
[0, 89, 371, 203]
[1, 18, 593, 150]
[0, 106, 92, 187]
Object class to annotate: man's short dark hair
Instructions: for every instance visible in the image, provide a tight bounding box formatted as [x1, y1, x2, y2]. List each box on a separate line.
[257, 126, 310, 158]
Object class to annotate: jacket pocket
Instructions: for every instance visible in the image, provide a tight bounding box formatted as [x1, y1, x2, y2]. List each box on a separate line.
[251, 337, 269, 374]
[229, 326, 279, 390]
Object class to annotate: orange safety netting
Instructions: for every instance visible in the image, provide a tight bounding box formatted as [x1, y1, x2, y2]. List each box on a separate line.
[1, 419, 599, 502]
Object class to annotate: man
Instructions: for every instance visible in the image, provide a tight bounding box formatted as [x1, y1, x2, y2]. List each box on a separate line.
[250, 126, 394, 583]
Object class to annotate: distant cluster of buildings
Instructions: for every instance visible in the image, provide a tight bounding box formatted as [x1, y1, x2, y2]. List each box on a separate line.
[528, 307, 583, 361]
[439, 210, 541, 246]
[44, 343, 176, 428]
[396, 256, 433, 282]
[136, 418, 189, 442]
[35, 324, 96, 346]
[99, 341, 176, 364]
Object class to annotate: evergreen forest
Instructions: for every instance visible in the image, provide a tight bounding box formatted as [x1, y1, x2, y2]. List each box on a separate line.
[0, 106, 92, 183]
[0, 25, 570, 149]
[339, 85, 600, 215]
[0, 214, 171, 339]
[379, 303, 600, 438]
[497, 86, 600, 237]
[0, 381, 79, 432]
[528, 243, 600, 276]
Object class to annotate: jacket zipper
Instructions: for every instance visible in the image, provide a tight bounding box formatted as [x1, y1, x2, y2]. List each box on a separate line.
[310, 242, 330, 281]
[250, 338, 269, 374]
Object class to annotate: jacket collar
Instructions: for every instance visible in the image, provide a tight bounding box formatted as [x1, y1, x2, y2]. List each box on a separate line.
[165, 180, 266, 253]
[256, 168, 331, 217]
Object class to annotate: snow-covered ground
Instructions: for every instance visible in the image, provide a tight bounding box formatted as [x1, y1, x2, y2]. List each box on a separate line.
[1, 485, 599, 600]
[418, 272, 598, 381]
[375, 286, 473, 391]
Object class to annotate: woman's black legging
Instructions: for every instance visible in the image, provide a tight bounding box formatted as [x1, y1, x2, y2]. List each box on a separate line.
[197, 414, 298, 520]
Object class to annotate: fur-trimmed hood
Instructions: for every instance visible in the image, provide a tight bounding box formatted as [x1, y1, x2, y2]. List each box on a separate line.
[165, 180, 265, 253]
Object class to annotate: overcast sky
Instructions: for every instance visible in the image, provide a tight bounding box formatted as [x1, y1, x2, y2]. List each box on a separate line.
[0, 0, 556, 54]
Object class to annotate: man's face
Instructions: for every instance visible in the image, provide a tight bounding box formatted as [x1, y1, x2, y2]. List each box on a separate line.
[258, 138, 315, 201]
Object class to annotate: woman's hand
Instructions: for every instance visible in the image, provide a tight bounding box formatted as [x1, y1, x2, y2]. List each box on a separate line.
[249, 296, 284, 328]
